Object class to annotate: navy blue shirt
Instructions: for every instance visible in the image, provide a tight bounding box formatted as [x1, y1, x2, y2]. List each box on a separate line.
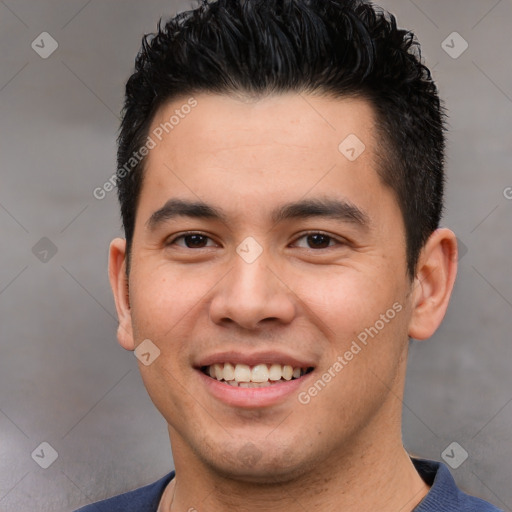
[75, 458, 502, 511]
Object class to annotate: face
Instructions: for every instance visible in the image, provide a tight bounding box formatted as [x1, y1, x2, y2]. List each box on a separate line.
[111, 93, 422, 482]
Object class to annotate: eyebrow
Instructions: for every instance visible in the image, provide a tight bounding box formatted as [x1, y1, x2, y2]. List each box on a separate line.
[146, 197, 370, 231]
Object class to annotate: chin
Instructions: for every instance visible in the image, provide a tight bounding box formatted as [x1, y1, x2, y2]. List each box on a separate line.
[198, 439, 314, 484]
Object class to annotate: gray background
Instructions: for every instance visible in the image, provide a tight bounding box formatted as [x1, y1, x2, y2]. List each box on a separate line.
[0, 1, 511, 511]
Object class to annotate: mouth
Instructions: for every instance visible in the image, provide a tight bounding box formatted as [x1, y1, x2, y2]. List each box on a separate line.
[200, 363, 315, 388]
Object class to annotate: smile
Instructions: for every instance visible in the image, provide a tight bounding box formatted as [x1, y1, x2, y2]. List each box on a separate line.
[201, 363, 314, 388]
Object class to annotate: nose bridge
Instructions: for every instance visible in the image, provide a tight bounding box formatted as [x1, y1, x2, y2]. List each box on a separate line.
[209, 246, 295, 329]
[233, 251, 275, 300]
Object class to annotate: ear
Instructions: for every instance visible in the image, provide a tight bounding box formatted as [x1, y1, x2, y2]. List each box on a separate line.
[108, 238, 135, 351]
[408, 228, 458, 340]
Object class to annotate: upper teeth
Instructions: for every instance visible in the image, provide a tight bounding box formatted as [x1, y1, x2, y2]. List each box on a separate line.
[206, 363, 305, 383]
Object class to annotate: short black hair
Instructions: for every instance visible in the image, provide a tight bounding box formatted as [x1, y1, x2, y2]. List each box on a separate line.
[117, 0, 446, 278]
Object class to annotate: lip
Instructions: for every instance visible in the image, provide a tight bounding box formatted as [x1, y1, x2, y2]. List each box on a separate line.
[197, 368, 315, 408]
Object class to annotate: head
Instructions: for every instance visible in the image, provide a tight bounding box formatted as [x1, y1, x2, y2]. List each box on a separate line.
[109, 0, 457, 484]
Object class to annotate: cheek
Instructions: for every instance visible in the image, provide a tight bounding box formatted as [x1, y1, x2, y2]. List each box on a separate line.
[292, 264, 410, 393]
[130, 263, 214, 337]
[291, 266, 398, 335]
[128, 266, 209, 417]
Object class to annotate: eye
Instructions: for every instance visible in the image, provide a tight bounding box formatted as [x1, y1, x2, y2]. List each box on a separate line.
[292, 232, 342, 249]
[167, 232, 217, 249]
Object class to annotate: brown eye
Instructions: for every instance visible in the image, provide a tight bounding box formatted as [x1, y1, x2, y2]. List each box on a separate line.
[293, 232, 339, 249]
[168, 233, 216, 248]
[306, 234, 332, 249]
[183, 234, 209, 248]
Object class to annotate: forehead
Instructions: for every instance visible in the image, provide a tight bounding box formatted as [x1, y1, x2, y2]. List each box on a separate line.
[148, 92, 377, 164]
[137, 92, 395, 228]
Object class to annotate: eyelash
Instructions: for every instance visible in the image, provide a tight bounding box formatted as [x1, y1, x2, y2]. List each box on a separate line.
[166, 231, 345, 250]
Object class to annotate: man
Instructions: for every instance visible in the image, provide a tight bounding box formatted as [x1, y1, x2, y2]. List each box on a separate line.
[77, 0, 502, 510]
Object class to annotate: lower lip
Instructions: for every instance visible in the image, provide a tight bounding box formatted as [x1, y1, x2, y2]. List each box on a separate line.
[197, 370, 313, 408]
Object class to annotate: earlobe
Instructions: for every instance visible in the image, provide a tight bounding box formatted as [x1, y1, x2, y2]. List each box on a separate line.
[408, 228, 458, 340]
[108, 238, 135, 351]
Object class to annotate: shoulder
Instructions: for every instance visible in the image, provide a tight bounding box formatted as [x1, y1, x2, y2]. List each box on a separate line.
[73, 471, 175, 512]
[412, 458, 503, 512]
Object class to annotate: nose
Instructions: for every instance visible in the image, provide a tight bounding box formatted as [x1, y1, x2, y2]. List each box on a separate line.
[208, 250, 296, 330]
